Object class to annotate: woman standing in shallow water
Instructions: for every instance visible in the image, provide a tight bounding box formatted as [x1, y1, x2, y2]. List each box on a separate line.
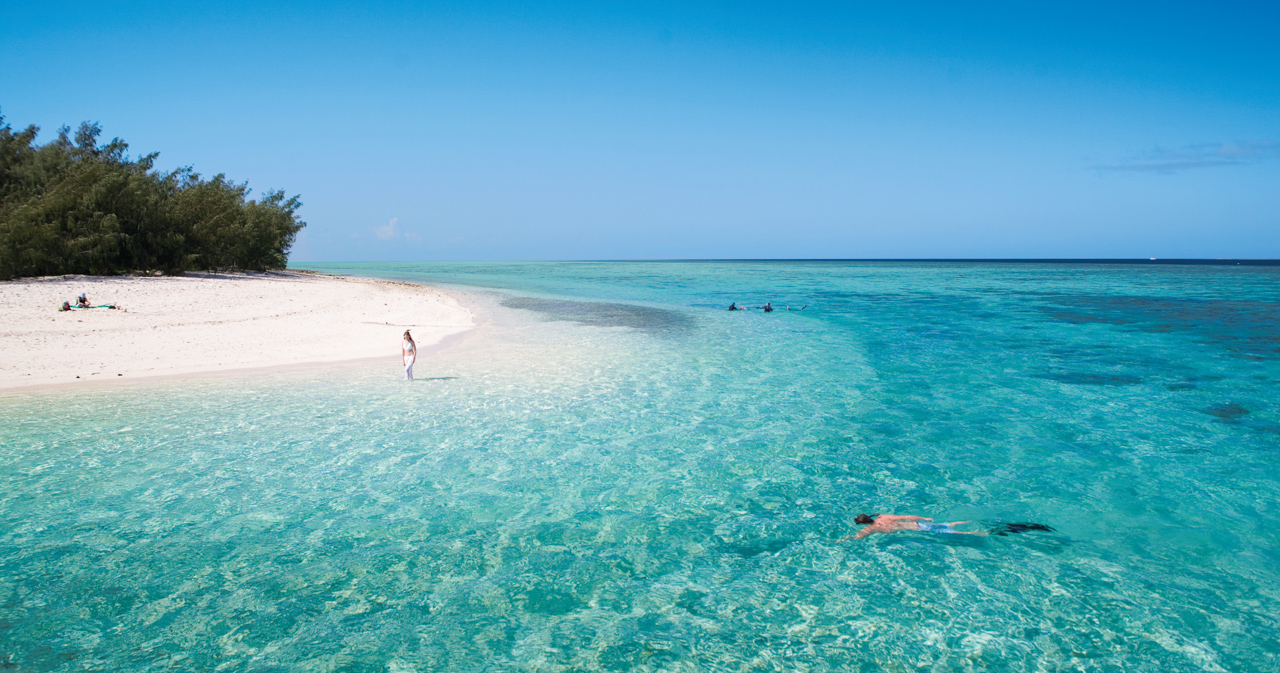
[402, 330, 417, 380]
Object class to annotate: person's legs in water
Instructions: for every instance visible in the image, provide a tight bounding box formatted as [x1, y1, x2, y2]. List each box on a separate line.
[916, 521, 985, 535]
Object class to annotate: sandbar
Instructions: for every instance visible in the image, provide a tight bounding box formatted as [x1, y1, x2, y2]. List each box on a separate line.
[0, 271, 472, 391]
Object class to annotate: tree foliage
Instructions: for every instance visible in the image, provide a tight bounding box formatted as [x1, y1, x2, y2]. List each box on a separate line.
[0, 111, 304, 278]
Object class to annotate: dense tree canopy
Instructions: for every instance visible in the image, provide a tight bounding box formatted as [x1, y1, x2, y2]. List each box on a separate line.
[0, 111, 304, 278]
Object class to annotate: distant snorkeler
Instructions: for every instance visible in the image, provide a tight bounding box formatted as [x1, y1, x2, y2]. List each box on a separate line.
[728, 302, 742, 311]
[762, 302, 773, 312]
[840, 513, 1054, 541]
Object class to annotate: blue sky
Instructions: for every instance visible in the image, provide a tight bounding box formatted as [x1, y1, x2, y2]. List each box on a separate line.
[3, 1, 1277, 260]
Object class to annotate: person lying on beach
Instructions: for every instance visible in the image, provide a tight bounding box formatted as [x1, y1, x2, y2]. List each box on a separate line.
[840, 513, 984, 540]
[61, 301, 119, 310]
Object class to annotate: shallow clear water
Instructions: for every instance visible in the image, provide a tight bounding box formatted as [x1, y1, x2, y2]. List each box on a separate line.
[3, 261, 1279, 671]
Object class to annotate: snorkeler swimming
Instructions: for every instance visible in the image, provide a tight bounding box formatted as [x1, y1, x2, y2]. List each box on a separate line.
[840, 513, 1054, 541]
[839, 513, 982, 540]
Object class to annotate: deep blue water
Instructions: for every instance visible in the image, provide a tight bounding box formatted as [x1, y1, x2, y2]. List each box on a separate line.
[2, 261, 1278, 671]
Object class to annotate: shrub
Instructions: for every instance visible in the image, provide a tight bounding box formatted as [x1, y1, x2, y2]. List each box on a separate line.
[0, 111, 304, 278]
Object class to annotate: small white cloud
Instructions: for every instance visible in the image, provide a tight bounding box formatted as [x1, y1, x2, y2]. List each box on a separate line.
[404, 231, 422, 242]
[373, 217, 399, 240]
[1101, 141, 1280, 174]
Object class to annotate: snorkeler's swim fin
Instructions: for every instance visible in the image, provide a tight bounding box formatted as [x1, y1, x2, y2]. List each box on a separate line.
[990, 522, 1055, 536]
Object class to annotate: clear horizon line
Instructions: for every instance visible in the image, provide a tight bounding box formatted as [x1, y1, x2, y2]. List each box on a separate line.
[293, 258, 1280, 266]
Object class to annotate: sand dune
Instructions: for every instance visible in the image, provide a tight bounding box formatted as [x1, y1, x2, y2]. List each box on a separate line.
[0, 271, 472, 390]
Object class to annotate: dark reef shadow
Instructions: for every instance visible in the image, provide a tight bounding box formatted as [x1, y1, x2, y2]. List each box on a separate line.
[501, 296, 696, 336]
[1038, 295, 1280, 361]
[1203, 403, 1249, 422]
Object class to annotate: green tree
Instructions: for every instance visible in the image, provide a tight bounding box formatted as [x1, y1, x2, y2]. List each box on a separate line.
[0, 111, 305, 278]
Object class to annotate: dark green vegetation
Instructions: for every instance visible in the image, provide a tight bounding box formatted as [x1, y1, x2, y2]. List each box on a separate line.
[0, 111, 304, 278]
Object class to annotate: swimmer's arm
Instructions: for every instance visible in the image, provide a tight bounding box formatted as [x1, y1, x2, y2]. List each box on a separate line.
[839, 528, 876, 542]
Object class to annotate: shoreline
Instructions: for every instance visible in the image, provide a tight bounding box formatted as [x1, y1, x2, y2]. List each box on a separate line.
[0, 271, 475, 393]
[0, 326, 480, 395]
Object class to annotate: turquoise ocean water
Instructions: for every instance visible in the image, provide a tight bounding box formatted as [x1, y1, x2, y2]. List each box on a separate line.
[3, 261, 1278, 671]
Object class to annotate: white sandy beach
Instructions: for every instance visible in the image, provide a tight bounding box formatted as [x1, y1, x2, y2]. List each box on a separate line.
[0, 271, 472, 391]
